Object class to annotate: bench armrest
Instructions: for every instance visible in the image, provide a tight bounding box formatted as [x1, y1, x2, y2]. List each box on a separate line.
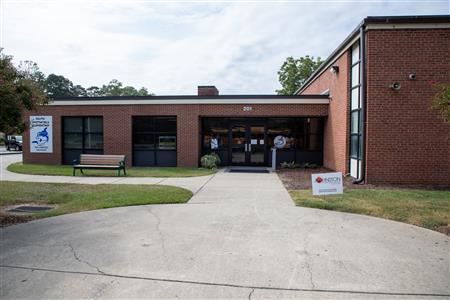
[73, 159, 80, 165]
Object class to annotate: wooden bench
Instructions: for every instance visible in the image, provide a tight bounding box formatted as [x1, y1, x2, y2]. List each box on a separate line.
[73, 154, 127, 176]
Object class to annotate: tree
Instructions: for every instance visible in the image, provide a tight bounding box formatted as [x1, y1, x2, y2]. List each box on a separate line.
[100, 79, 123, 96]
[72, 84, 87, 97]
[0, 50, 48, 134]
[276, 56, 323, 95]
[86, 86, 103, 97]
[18, 60, 46, 88]
[44, 73, 78, 97]
[96, 79, 151, 96]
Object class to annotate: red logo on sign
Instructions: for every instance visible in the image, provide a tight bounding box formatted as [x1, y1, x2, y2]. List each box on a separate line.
[315, 176, 323, 183]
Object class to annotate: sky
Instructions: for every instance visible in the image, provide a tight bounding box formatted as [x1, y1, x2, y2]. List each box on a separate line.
[1, 0, 449, 95]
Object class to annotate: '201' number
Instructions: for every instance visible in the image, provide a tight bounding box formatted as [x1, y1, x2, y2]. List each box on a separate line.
[243, 106, 253, 112]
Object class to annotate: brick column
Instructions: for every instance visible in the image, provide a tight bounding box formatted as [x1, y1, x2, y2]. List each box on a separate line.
[177, 107, 200, 167]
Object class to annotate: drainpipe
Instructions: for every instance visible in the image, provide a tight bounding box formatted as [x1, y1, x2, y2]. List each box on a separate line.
[353, 25, 366, 184]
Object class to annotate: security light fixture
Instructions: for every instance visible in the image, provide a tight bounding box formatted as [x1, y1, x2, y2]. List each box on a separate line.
[389, 82, 401, 91]
[330, 66, 339, 74]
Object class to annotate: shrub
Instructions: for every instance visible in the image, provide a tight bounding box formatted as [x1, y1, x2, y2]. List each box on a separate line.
[280, 161, 300, 169]
[431, 82, 450, 125]
[302, 162, 319, 169]
[200, 153, 221, 169]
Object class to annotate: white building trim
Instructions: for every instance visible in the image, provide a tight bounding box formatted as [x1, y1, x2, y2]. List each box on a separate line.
[49, 98, 330, 106]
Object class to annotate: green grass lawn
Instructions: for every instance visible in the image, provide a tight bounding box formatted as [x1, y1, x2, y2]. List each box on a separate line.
[0, 181, 192, 219]
[289, 189, 450, 230]
[8, 162, 216, 177]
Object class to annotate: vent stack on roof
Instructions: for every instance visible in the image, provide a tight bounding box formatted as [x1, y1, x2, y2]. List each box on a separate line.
[198, 86, 219, 96]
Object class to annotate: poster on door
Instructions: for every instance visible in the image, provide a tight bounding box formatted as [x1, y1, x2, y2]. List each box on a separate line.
[30, 116, 53, 153]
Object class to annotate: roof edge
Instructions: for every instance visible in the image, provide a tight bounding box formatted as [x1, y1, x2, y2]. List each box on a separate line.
[52, 94, 328, 101]
[295, 15, 450, 94]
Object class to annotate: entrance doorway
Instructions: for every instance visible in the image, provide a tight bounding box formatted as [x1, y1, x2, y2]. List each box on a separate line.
[201, 117, 324, 167]
[231, 122, 266, 166]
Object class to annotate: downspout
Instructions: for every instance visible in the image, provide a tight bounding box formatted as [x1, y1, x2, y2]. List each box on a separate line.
[353, 25, 366, 184]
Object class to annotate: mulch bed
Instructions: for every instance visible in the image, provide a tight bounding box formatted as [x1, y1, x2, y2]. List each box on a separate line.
[277, 167, 450, 191]
[277, 167, 377, 190]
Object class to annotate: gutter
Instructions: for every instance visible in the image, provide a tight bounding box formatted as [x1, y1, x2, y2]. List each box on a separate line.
[353, 25, 366, 184]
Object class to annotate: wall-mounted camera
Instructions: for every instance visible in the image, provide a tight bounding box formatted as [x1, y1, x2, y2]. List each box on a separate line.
[408, 73, 416, 80]
[389, 82, 401, 91]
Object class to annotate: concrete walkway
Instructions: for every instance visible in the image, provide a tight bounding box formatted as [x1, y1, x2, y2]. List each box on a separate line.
[1, 156, 449, 298]
[0, 154, 213, 193]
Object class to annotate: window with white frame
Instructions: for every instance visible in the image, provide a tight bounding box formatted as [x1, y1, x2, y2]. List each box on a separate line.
[350, 41, 362, 178]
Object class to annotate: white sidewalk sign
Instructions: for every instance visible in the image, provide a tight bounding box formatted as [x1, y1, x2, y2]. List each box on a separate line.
[311, 172, 343, 196]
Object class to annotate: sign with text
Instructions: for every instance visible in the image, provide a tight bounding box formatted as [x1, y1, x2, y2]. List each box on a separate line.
[30, 116, 53, 153]
[311, 172, 343, 196]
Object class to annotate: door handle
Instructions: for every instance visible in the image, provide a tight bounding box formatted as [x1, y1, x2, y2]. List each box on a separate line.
[245, 144, 248, 152]
[249, 144, 252, 152]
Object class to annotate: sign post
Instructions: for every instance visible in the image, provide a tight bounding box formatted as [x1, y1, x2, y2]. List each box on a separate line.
[30, 116, 53, 153]
[311, 172, 343, 196]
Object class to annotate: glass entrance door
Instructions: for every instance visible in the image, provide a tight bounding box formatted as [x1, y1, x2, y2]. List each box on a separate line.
[249, 126, 265, 165]
[231, 125, 246, 164]
[230, 123, 266, 165]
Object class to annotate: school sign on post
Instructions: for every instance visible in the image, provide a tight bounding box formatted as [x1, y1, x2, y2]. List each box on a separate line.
[311, 172, 343, 196]
[30, 116, 53, 153]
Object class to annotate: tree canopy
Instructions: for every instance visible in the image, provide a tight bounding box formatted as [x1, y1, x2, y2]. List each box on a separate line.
[43, 76, 151, 97]
[276, 56, 323, 95]
[0, 50, 153, 133]
[0, 50, 48, 134]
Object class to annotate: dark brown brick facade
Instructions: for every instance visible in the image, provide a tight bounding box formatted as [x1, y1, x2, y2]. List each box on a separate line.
[23, 104, 328, 167]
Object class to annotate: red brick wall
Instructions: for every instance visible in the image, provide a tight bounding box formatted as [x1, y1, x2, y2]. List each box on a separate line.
[365, 29, 450, 185]
[23, 103, 328, 167]
[300, 52, 350, 174]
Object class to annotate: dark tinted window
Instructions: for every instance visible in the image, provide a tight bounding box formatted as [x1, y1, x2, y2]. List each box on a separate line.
[350, 135, 359, 157]
[64, 117, 83, 132]
[62, 117, 103, 164]
[155, 117, 177, 132]
[203, 118, 229, 149]
[133, 117, 176, 150]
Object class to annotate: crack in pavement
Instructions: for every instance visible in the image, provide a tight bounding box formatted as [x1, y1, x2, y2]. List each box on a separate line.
[1, 265, 449, 298]
[67, 243, 105, 275]
[248, 288, 255, 299]
[302, 231, 315, 290]
[147, 207, 169, 265]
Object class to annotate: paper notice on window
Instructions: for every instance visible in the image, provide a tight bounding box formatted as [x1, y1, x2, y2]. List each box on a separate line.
[251, 139, 257, 145]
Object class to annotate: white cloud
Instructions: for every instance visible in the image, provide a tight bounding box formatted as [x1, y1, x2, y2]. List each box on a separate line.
[2, 0, 448, 95]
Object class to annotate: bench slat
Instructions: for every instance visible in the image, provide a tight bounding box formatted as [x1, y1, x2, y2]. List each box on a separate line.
[73, 154, 126, 176]
[79, 154, 125, 166]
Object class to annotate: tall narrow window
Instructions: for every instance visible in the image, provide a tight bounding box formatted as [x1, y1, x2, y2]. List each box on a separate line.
[350, 41, 362, 178]
[62, 117, 103, 164]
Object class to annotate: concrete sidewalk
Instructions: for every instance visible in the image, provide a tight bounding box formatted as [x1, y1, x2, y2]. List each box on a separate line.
[0, 154, 213, 193]
[1, 159, 449, 299]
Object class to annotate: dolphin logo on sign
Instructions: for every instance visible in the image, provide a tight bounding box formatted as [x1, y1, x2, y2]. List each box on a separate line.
[274, 135, 286, 149]
[32, 127, 49, 145]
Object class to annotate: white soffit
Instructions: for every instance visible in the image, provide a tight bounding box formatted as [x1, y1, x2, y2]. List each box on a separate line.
[49, 98, 330, 106]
